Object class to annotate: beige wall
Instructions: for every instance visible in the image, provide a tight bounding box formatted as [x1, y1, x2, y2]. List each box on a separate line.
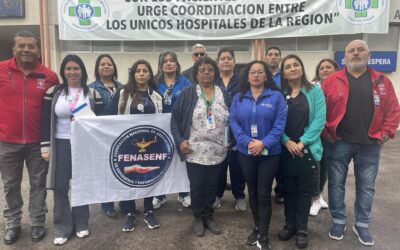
[390, 0, 400, 23]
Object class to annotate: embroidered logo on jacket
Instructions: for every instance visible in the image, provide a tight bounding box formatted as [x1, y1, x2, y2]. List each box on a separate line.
[261, 103, 273, 109]
[36, 79, 46, 89]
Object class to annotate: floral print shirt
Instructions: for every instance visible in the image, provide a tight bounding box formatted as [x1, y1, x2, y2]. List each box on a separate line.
[186, 85, 229, 165]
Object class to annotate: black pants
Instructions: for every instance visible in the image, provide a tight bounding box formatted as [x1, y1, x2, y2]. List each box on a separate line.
[274, 174, 285, 197]
[54, 139, 89, 236]
[237, 153, 279, 237]
[216, 150, 245, 199]
[186, 162, 220, 219]
[283, 164, 317, 231]
[311, 143, 327, 197]
[119, 197, 153, 214]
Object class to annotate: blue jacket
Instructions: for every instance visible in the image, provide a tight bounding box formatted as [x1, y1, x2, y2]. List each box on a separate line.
[230, 88, 287, 156]
[281, 85, 326, 161]
[88, 80, 122, 106]
[158, 74, 191, 113]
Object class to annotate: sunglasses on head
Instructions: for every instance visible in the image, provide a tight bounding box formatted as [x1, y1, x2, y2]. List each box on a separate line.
[193, 52, 206, 57]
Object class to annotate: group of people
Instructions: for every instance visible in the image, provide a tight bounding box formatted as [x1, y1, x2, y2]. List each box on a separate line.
[0, 30, 399, 250]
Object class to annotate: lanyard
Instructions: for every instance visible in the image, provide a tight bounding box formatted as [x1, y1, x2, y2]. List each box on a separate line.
[105, 84, 116, 99]
[68, 88, 82, 113]
[200, 86, 215, 114]
[250, 98, 259, 138]
[252, 101, 257, 123]
[165, 82, 175, 96]
[164, 82, 175, 105]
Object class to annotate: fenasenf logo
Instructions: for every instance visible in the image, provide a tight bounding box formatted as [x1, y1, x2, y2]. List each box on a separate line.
[337, 0, 387, 24]
[60, 0, 109, 32]
[110, 125, 174, 188]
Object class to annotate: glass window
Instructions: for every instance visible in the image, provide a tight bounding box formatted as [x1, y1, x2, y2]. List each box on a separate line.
[332, 34, 363, 51]
[154, 41, 185, 52]
[265, 37, 296, 51]
[60, 40, 91, 52]
[124, 41, 155, 52]
[219, 40, 251, 52]
[367, 26, 399, 51]
[92, 41, 122, 52]
[297, 36, 329, 51]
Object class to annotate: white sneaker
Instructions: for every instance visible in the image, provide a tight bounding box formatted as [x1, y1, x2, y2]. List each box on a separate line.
[53, 236, 68, 246]
[152, 196, 167, 210]
[309, 199, 321, 216]
[177, 195, 191, 208]
[76, 229, 89, 238]
[319, 195, 329, 209]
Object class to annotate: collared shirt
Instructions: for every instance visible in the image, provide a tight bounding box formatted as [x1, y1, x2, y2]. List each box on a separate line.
[272, 70, 281, 89]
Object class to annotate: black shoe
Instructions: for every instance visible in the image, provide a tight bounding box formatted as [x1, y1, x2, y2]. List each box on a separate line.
[194, 218, 204, 237]
[275, 194, 284, 204]
[122, 213, 136, 232]
[278, 225, 296, 241]
[225, 182, 232, 190]
[246, 227, 259, 246]
[4, 227, 21, 245]
[144, 211, 160, 229]
[296, 230, 308, 249]
[256, 235, 272, 250]
[31, 226, 45, 242]
[204, 219, 221, 235]
[104, 209, 117, 219]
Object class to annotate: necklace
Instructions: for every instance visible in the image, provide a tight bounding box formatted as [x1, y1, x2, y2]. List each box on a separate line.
[134, 87, 150, 113]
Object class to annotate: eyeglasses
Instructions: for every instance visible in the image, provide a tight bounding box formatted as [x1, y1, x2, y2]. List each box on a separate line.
[198, 67, 215, 73]
[249, 71, 265, 76]
[193, 52, 206, 57]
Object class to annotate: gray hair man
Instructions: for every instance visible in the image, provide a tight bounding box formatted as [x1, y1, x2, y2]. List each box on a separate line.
[182, 43, 207, 84]
[322, 39, 400, 246]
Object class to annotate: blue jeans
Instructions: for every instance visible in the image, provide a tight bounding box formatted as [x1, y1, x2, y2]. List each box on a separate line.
[325, 140, 380, 228]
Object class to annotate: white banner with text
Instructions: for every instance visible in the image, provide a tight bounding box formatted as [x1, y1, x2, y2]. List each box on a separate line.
[58, 0, 390, 40]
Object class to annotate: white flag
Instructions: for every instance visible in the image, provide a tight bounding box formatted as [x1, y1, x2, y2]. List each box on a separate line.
[70, 113, 189, 207]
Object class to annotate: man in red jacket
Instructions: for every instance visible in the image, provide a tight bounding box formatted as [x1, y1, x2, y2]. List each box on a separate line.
[0, 31, 59, 244]
[322, 40, 400, 246]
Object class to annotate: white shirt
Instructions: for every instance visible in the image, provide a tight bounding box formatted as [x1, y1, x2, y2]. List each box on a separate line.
[55, 88, 90, 139]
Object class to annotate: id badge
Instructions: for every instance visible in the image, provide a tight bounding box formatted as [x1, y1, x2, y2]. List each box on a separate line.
[207, 115, 216, 129]
[261, 148, 269, 156]
[373, 94, 380, 106]
[164, 97, 171, 106]
[224, 125, 229, 147]
[251, 123, 258, 137]
[164, 93, 172, 105]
